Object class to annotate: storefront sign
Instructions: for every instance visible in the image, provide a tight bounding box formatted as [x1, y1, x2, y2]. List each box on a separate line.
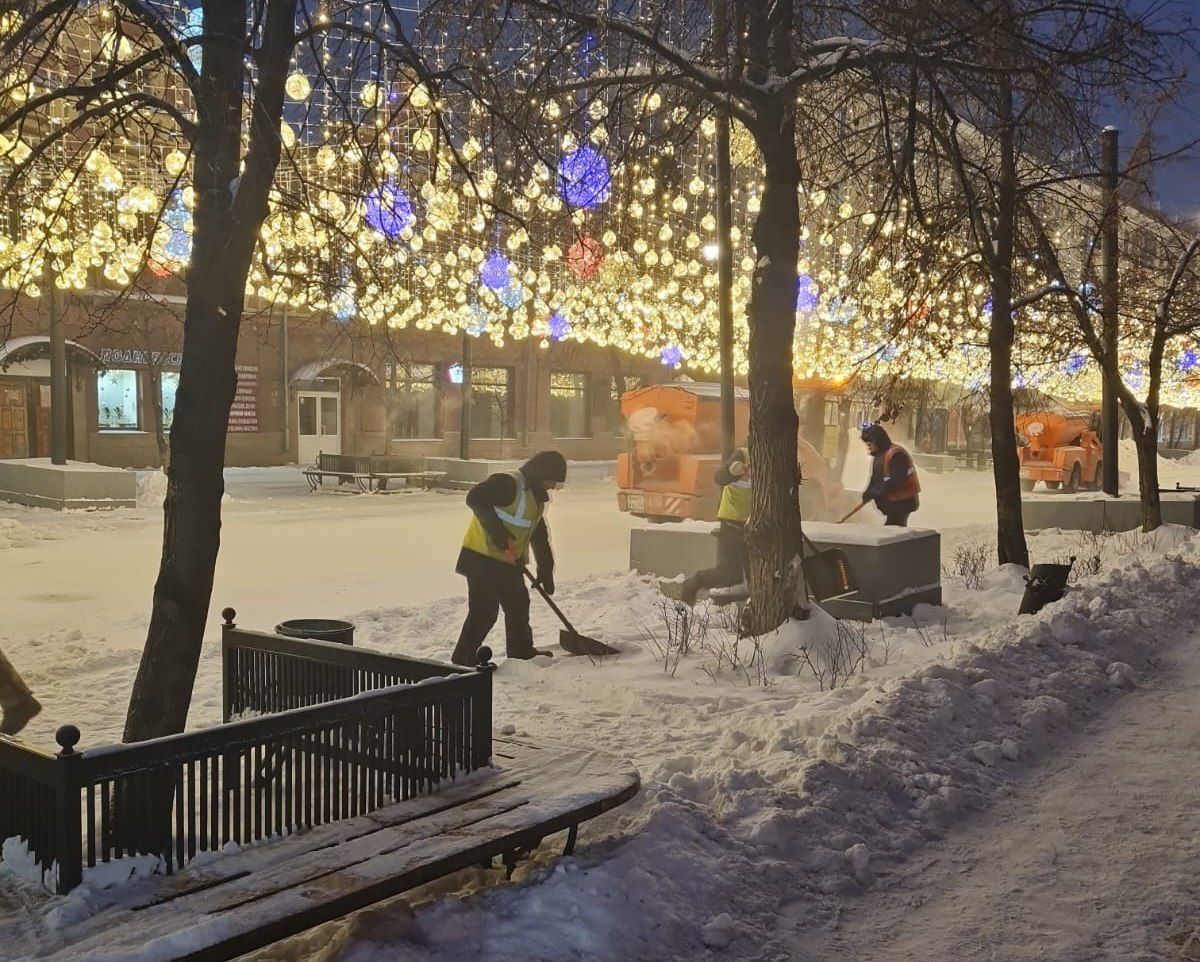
[229, 365, 259, 433]
[97, 348, 183, 368]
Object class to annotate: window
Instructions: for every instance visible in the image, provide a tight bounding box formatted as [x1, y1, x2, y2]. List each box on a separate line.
[468, 366, 513, 439]
[160, 372, 179, 431]
[97, 369, 140, 430]
[551, 372, 590, 438]
[385, 362, 439, 439]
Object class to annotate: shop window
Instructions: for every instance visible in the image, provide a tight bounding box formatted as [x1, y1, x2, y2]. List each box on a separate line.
[469, 366, 513, 439]
[97, 369, 140, 430]
[386, 362, 439, 439]
[551, 372, 590, 438]
[160, 372, 179, 431]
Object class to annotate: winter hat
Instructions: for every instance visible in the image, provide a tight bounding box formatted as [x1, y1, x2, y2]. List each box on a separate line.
[861, 423, 892, 448]
[521, 450, 568, 484]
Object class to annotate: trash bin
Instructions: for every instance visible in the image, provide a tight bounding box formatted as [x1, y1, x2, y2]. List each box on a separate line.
[275, 618, 355, 645]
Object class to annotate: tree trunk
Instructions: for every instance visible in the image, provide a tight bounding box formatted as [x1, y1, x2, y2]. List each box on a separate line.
[124, 0, 296, 743]
[744, 116, 804, 634]
[987, 80, 1029, 569]
[1131, 419, 1161, 531]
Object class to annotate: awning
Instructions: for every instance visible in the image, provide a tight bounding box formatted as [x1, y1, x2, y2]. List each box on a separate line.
[0, 336, 104, 371]
[290, 359, 381, 386]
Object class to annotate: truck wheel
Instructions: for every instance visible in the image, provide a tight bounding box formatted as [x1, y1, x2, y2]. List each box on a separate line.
[1064, 463, 1082, 494]
[1020, 479, 1036, 493]
[1045, 481, 1061, 490]
[1090, 462, 1103, 491]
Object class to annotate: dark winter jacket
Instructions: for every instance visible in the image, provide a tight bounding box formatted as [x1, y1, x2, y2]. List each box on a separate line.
[862, 426, 919, 510]
[455, 453, 562, 580]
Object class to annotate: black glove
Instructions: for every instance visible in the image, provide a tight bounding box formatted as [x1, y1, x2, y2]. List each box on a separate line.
[536, 571, 555, 596]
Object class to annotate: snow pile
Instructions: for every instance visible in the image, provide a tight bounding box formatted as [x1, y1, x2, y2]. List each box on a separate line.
[312, 535, 1200, 961]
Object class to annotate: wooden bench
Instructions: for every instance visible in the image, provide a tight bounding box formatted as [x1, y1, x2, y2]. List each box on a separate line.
[24, 738, 638, 962]
[303, 453, 446, 493]
[0, 620, 639, 962]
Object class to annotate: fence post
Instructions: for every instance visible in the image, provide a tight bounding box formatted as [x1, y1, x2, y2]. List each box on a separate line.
[221, 608, 237, 723]
[53, 725, 83, 895]
[473, 647, 495, 768]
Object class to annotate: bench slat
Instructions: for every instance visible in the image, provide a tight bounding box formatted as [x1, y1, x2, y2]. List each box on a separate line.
[26, 742, 637, 962]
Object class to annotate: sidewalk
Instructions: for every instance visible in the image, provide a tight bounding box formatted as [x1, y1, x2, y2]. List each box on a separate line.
[786, 632, 1200, 961]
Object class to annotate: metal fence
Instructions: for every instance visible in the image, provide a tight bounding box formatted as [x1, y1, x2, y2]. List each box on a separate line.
[0, 610, 493, 894]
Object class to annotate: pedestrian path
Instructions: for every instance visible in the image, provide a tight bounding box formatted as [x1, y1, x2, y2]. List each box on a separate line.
[786, 633, 1200, 961]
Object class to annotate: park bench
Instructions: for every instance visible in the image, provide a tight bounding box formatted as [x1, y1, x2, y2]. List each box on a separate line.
[0, 612, 639, 962]
[949, 447, 992, 470]
[303, 452, 447, 493]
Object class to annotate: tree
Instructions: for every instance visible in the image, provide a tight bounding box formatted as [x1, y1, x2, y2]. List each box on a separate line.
[899, 0, 1182, 565]
[438, 0, 984, 631]
[1030, 209, 1200, 530]
[0, 0, 457, 740]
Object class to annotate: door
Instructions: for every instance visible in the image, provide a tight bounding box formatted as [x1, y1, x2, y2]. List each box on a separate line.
[0, 379, 30, 459]
[297, 391, 340, 463]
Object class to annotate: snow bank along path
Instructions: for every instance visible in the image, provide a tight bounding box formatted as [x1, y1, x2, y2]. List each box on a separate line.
[218, 530, 1200, 962]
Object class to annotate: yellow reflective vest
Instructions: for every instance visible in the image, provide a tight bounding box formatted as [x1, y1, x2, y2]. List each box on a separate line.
[717, 478, 752, 524]
[462, 470, 544, 564]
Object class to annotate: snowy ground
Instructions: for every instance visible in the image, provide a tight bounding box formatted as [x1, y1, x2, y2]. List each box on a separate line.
[4, 452, 1200, 960]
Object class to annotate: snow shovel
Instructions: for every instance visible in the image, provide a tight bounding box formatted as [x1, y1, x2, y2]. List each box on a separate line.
[523, 566, 620, 657]
[838, 501, 867, 524]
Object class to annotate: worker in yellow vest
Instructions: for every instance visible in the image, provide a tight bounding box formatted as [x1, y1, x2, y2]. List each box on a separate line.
[0, 649, 40, 736]
[451, 451, 567, 666]
[680, 447, 752, 605]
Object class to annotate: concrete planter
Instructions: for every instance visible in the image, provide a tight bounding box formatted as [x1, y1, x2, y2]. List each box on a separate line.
[0, 458, 136, 510]
[629, 521, 941, 621]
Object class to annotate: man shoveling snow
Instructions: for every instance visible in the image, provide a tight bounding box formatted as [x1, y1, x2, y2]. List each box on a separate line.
[450, 451, 566, 666]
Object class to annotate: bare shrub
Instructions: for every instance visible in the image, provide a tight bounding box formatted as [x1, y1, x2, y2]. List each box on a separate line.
[699, 604, 771, 688]
[640, 600, 709, 676]
[944, 541, 991, 590]
[1068, 530, 1105, 581]
[791, 619, 868, 691]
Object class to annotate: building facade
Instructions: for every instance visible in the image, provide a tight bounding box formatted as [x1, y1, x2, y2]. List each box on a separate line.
[0, 292, 665, 469]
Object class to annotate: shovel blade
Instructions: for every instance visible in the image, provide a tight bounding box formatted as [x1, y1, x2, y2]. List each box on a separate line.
[559, 629, 620, 657]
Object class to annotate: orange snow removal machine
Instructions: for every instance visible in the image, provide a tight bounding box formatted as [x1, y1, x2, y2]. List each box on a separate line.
[616, 382, 847, 522]
[1016, 410, 1102, 493]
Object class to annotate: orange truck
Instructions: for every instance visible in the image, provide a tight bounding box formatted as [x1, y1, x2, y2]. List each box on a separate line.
[615, 382, 848, 522]
[1016, 411, 1102, 493]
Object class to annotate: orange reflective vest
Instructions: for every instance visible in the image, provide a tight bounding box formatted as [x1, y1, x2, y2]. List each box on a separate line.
[882, 445, 921, 501]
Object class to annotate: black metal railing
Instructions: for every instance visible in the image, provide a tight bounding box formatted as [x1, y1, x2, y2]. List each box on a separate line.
[0, 610, 493, 895]
[222, 610, 464, 718]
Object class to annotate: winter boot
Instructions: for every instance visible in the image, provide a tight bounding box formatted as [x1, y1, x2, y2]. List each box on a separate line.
[0, 650, 40, 737]
[507, 647, 554, 661]
[679, 576, 701, 607]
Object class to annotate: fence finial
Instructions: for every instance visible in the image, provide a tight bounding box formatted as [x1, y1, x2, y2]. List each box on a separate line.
[475, 646, 494, 670]
[222, 607, 237, 626]
[55, 725, 80, 756]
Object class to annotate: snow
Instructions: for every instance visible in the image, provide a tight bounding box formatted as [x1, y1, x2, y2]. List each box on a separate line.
[4, 462, 1200, 959]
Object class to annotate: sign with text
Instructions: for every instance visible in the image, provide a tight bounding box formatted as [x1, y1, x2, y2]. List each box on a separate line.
[229, 365, 259, 433]
[98, 348, 183, 368]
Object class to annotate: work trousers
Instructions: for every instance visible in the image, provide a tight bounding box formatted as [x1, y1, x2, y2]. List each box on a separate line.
[693, 521, 749, 591]
[452, 563, 535, 663]
[880, 496, 918, 527]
